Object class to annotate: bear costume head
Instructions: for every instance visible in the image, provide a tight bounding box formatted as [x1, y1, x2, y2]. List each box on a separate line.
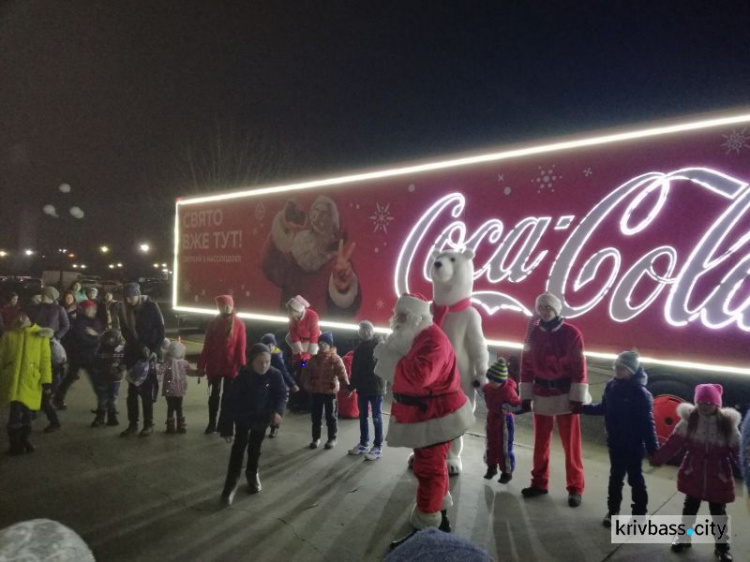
[430, 248, 475, 306]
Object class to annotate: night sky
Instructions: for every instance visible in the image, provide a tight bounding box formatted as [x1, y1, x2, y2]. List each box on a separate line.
[1, 1, 749, 273]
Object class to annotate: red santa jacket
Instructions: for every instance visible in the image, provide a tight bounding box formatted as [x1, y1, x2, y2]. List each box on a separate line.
[387, 323, 475, 449]
[197, 313, 247, 380]
[287, 309, 321, 356]
[519, 321, 588, 416]
[483, 378, 521, 417]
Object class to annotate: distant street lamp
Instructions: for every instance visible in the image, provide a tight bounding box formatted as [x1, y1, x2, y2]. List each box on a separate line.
[24, 249, 35, 256]
[139, 243, 150, 253]
[100, 245, 110, 254]
[0, 250, 7, 258]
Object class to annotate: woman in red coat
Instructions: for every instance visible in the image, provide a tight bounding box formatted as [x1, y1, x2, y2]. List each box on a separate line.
[198, 295, 246, 434]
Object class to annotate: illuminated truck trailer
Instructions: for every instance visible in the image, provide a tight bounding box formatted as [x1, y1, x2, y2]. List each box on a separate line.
[174, 108, 750, 413]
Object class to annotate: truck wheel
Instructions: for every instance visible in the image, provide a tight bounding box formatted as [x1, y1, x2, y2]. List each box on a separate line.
[649, 380, 691, 466]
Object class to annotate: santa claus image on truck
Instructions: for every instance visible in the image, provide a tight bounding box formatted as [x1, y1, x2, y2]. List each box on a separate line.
[262, 196, 361, 317]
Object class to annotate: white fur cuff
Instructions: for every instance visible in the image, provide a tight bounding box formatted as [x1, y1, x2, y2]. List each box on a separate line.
[387, 399, 475, 449]
[410, 505, 441, 530]
[441, 491, 454, 510]
[569, 383, 590, 404]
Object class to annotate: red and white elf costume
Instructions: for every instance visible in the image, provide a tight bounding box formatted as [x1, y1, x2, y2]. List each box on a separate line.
[520, 292, 589, 501]
[375, 293, 474, 531]
[285, 295, 321, 366]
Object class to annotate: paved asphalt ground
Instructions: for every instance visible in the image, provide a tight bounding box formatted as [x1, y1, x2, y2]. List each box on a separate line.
[1, 335, 747, 561]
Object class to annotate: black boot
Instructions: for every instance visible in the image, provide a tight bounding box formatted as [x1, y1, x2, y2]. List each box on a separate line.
[715, 545, 733, 562]
[120, 423, 138, 437]
[439, 510, 451, 532]
[483, 465, 498, 479]
[107, 409, 119, 426]
[18, 427, 35, 454]
[6, 428, 23, 455]
[91, 410, 106, 428]
[631, 486, 648, 516]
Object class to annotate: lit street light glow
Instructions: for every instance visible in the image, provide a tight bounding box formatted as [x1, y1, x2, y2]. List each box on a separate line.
[100, 245, 110, 253]
[24, 249, 34, 256]
[139, 243, 150, 253]
[0, 250, 7, 257]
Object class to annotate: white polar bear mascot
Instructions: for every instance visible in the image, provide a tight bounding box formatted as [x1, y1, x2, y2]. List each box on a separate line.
[430, 248, 489, 475]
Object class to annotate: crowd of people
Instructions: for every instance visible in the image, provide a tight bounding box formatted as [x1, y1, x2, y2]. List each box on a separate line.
[0, 283, 749, 560]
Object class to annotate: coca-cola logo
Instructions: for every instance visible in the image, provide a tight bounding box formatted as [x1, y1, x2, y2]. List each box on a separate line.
[395, 167, 750, 331]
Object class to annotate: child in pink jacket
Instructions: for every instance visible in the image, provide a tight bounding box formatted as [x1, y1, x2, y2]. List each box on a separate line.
[651, 384, 741, 562]
[158, 340, 196, 434]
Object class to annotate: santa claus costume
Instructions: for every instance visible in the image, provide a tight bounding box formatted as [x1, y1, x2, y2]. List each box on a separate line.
[197, 295, 247, 434]
[520, 292, 589, 507]
[285, 295, 321, 365]
[375, 293, 474, 549]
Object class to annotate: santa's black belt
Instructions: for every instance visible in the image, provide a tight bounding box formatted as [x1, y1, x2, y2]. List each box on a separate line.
[393, 392, 453, 413]
[533, 377, 571, 390]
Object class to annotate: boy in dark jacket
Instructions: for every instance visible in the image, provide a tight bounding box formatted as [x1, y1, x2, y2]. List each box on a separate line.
[583, 350, 659, 526]
[219, 344, 287, 505]
[346, 321, 385, 460]
[260, 333, 298, 438]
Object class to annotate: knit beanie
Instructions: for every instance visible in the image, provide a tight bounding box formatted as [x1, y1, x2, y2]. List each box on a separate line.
[319, 332, 334, 347]
[248, 343, 272, 363]
[486, 357, 509, 383]
[614, 350, 640, 374]
[42, 286, 60, 302]
[167, 341, 186, 360]
[358, 320, 374, 332]
[694, 383, 723, 407]
[123, 283, 141, 297]
[535, 292, 562, 316]
[260, 333, 277, 347]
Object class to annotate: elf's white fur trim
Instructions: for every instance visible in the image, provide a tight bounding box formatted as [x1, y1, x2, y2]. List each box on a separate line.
[410, 505, 441, 530]
[674, 404, 742, 446]
[308, 342, 319, 356]
[287, 338, 303, 355]
[328, 273, 359, 309]
[386, 399, 475, 449]
[569, 382, 590, 403]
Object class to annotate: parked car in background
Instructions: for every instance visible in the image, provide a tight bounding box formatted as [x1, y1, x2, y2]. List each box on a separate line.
[0, 276, 44, 300]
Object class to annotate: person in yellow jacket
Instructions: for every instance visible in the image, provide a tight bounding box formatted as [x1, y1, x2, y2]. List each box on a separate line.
[0, 311, 53, 455]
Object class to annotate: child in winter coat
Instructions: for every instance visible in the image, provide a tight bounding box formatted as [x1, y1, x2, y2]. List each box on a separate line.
[300, 331, 349, 450]
[260, 333, 298, 438]
[582, 351, 659, 527]
[0, 311, 52, 454]
[158, 340, 195, 434]
[219, 343, 287, 505]
[482, 356, 521, 483]
[651, 383, 741, 562]
[90, 330, 126, 427]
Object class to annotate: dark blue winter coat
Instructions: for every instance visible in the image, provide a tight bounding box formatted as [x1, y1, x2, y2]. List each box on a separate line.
[218, 366, 286, 437]
[270, 349, 295, 389]
[582, 367, 659, 456]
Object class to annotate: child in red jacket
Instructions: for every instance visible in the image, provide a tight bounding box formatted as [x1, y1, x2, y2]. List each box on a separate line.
[651, 384, 741, 562]
[483, 356, 521, 483]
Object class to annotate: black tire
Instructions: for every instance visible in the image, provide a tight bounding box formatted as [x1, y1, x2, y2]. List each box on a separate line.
[647, 379, 693, 402]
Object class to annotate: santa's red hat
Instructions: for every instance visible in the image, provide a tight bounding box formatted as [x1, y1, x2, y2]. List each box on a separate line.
[395, 292, 431, 318]
[215, 295, 234, 308]
[286, 295, 310, 313]
[78, 299, 97, 311]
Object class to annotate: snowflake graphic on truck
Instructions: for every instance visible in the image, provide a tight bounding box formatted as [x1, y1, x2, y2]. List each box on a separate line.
[532, 165, 561, 193]
[720, 129, 750, 154]
[369, 202, 395, 233]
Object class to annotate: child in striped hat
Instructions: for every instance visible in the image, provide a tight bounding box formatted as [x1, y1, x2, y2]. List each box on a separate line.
[482, 355, 521, 483]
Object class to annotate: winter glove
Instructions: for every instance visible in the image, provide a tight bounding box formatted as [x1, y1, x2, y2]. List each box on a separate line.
[569, 400, 583, 414]
[521, 399, 532, 413]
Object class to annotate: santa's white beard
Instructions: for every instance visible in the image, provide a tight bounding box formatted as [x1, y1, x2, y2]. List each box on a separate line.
[386, 315, 427, 356]
[290, 229, 335, 272]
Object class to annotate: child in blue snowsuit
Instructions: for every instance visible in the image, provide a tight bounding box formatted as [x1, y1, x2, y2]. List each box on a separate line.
[583, 350, 659, 527]
[482, 356, 521, 483]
